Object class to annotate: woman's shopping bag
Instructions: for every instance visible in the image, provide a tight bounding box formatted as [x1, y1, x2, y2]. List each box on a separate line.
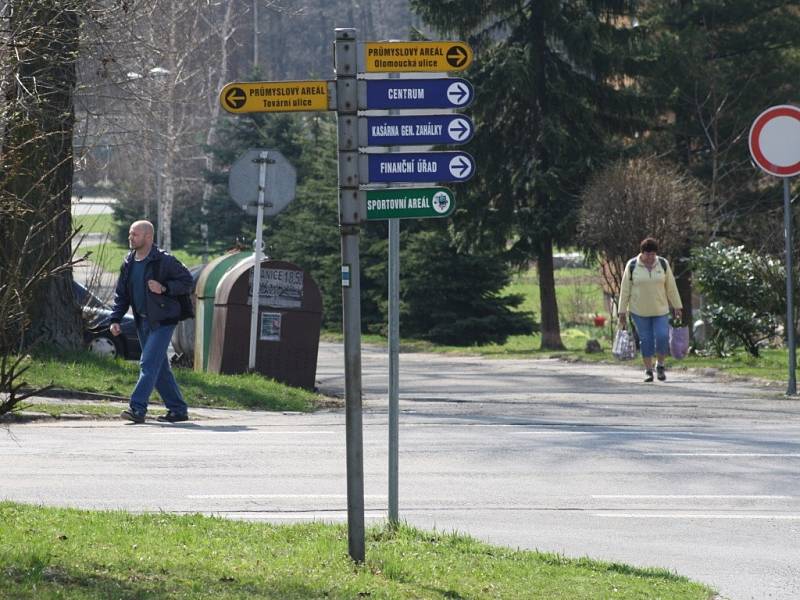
[612, 328, 636, 361]
[669, 325, 690, 359]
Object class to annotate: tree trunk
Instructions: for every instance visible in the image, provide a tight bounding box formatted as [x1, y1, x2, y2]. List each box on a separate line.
[160, 6, 179, 252]
[2, 1, 83, 351]
[538, 237, 565, 350]
[529, 5, 563, 351]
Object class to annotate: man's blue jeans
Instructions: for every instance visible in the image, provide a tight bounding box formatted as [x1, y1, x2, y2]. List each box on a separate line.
[631, 313, 670, 359]
[130, 318, 188, 416]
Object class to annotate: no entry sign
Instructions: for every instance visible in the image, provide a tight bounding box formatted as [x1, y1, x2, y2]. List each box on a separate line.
[748, 104, 800, 177]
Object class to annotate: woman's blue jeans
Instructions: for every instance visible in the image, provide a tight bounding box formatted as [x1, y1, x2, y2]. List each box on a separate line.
[631, 313, 670, 359]
[130, 318, 188, 416]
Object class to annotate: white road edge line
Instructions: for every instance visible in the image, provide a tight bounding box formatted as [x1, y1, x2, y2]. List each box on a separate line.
[644, 453, 800, 457]
[211, 512, 386, 520]
[148, 431, 338, 435]
[594, 513, 800, 520]
[592, 495, 795, 500]
[188, 494, 387, 499]
[509, 431, 697, 436]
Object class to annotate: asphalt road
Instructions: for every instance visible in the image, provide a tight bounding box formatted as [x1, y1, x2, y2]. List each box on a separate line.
[3, 343, 800, 600]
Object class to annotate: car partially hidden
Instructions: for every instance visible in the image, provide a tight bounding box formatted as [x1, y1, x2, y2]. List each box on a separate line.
[72, 281, 141, 360]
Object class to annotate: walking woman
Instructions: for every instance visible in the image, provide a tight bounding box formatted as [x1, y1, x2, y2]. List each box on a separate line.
[618, 238, 683, 382]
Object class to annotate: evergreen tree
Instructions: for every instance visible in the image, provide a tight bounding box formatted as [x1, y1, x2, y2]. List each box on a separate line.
[638, 0, 800, 252]
[411, 0, 647, 349]
[265, 114, 348, 328]
[397, 222, 536, 345]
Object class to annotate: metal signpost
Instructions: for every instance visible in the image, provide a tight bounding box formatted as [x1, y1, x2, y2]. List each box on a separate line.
[219, 29, 474, 563]
[334, 28, 367, 564]
[356, 40, 475, 528]
[228, 149, 297, 371]
[748, 104, 800, 395]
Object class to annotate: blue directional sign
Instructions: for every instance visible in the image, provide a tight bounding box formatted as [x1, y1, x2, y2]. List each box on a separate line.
[361, 115, 474, 146]
[361, 78, 474, 110]
[361, 152, 475, 184]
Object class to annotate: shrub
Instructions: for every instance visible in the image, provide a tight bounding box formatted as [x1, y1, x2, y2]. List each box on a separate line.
[691, 242, 785, 357]
[578, 157, 703, 304]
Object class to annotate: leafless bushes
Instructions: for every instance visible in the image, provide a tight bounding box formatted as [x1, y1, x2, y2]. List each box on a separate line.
[578, 157, 704, 308]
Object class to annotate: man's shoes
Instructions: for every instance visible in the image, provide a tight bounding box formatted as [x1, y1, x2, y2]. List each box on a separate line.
[656, 365, 666, 381]
[644, 370, 654, 383]
[121, 409, 145, 424]
[157, 411, 189, 423]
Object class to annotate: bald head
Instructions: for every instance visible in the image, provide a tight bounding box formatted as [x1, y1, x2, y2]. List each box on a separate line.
[131, 220, 154, 237]
[129, 220, 155, 258]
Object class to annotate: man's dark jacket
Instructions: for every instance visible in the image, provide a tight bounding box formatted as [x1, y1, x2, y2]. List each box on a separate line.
[109, 246, 193, 328]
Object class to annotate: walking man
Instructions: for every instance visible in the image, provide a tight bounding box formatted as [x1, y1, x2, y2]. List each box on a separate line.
[109, 220, 193, 423]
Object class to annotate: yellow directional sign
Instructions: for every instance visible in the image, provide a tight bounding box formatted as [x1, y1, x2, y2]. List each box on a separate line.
[362, 41, 473, 73]
[219, 80, 331, 114]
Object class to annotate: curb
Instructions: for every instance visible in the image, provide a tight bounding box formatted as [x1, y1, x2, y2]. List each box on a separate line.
[19, 388, 129, 402]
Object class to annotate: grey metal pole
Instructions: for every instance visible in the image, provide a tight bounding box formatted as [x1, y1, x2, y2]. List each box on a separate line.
[252, 0, 259, 69]
[784, 177, 796, 395]
[388, 217, 400, 524]
[335, 27, 365, 563]
[248, 151, 269, 372]
[386, 70, 401, 525]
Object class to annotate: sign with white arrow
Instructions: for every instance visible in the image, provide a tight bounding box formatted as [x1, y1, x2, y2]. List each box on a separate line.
[360, 152, 475, 184]
[360, 115, 474, 147]
[360, 41, 473, 73]
[360, 78, 473, 110]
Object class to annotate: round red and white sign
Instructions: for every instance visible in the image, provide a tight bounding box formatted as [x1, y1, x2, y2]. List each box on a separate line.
[748, 104, 800, 178]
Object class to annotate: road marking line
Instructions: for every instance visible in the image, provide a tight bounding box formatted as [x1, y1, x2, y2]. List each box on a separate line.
[188, 494, 387, 499]
[509, 431, 697, 436]
[645, 453, 800, 457]
[592, 495, 794, 500]
[595, 513, 800, 520]
[210, 512, 385, 520]
[148, 431, 337, 435]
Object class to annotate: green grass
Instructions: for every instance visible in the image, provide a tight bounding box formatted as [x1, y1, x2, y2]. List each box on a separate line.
[21, 351, 321, 413]
[506, 266, 607, 325]
[84, 240, 228, 271]
[0, 503, 714, 600]
[72, 213, 116, 236]
[673, 348, 797, 383]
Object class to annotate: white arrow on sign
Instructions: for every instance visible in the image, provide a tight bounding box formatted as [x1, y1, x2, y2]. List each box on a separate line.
[447, 117, 472, 142]
[449, 155, 473, 179]
[447, 81, 471, 106]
